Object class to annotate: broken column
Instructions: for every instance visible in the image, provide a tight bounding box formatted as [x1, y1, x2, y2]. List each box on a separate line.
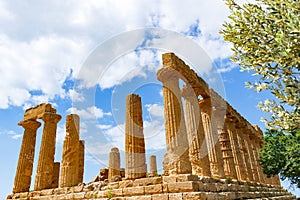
[34, 112, 61, 190]
[182, 85, 211, 176]
[108, 147, 121, 182]
[78, 140, 85, 183]
[149, 155, 158, 177]
[157, 66, 192, 175]
[59, 114, 80, 187]
[125, 94, 147, 179]
[13, 120, 41, 193]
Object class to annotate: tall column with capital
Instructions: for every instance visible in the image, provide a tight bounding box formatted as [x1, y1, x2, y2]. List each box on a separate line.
[125, 94, 147, 179]
[13, 120, 41, 193]
[157, 67, 192, 175]
[199, 99, 225, 178]
[34, 112, 61, 190]
[182, 85, 211, 176]
[226, 118, 247, 180]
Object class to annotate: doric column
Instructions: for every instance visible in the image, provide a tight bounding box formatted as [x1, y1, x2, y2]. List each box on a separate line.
[59, 114, 80, 187]
[252, 125, 265, 183]
[236, 122, 253, 181]
[149, 155, 158, 177]
[182, 85, 211, 176]
[34, 112, 61, 190]
[199, 98, 225, 178]
[108, 147, 120, 182]
[247, 129, 262, 183]
[226, 117, 247, 180]
[13, 120, 41, 193]
[157, 67, 192, 175]
[219, 123, 237, 179]
[51, 162, 60, 188]
[125, 94, 147, 179]
[78, 140, 85, 183]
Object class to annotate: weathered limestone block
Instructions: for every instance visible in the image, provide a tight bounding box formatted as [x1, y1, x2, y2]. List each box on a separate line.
[23, 103, 56, 121]
[60, 114, 80, 187]
[157, 66, 192, 175]
[149, 155, 158, 177]
[13, 120, 41, 193]
[182, 85, 211, 176]
[35, 112, 61, 191]
[125, 94, 147, 179]
[108, 147, 121, 182]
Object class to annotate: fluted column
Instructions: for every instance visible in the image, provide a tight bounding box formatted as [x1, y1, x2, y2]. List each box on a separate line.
[108, 147, 120, 182]
[59, 114, 80, 187]
[149, 155, 158, 177]
[78, 140, 85, 183]
[125, 94, 147, 179]
[252, 125, 265, 183]
[34, 113, 61, 190]
[13, 120, 41, 193]
[236, 123, 253, 181]
[226, 118, 247, 180]
[219, 123, 237, 179]
[157, 67, 192, 175]
[182, 85, 211, 176]
[199, 99, 225, 178]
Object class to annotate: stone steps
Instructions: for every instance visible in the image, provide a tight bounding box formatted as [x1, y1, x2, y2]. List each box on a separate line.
[7, 175, 296, 200]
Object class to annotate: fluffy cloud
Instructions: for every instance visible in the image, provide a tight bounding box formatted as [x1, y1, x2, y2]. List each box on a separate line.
[0, 130, 22, 140]
[67, 106, 111, 120]
[0, 0, 233, 109]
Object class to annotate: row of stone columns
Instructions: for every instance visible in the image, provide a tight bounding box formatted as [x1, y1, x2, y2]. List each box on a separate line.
[13, 109, 84, 193]
[156, 61, 280, 186]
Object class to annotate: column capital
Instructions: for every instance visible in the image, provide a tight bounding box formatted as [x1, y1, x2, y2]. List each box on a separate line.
[18, 120, 41, 130]
[157, 66, 181, 83]
[40, 112, 62, 123]
[181, 85, 197, 99]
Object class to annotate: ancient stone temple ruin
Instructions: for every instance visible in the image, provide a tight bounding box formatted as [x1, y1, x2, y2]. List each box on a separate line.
[11, 104, 85, 195]
[8, 53, 296, 199]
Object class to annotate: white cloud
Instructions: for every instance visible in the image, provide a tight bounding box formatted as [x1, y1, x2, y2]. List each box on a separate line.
[67, 106, 111, 120]
[0, 0, 234, 109]
[68, 89, 85, 102]
[145, 103, 164, 118]
[96, 124, 112, 130]
[0, 130, 22, 140]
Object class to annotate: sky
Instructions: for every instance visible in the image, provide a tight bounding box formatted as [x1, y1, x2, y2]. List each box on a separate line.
[0, 0, 298, 199]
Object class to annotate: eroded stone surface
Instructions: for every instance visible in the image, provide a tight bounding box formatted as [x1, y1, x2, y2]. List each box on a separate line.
[125, 94, 147, 180]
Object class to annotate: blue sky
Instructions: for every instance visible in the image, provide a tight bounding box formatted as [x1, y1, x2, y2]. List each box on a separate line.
[0, 0, 298, 199]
